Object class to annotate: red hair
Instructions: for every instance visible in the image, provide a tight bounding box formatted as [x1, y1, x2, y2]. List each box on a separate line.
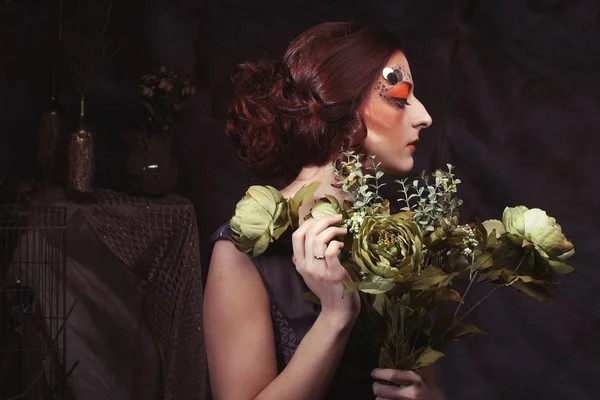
[226, 22, 403, 182]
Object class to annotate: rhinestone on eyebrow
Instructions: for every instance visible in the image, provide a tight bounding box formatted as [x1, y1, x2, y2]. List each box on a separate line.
[382, 67, 403, 86]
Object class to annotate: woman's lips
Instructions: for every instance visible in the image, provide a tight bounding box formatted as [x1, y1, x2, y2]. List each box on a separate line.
[407, 139, 419, 151]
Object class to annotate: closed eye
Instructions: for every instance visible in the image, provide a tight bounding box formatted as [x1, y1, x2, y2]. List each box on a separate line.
[392, 97, 411, 108]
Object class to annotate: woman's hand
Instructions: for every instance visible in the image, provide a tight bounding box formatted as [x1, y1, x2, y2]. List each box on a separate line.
[291, 214, 360, 328]
[371, 368, 445, 400]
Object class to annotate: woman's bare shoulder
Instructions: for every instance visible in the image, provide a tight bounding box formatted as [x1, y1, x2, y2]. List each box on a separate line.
[204, 240, 277, 399]
[207, 240, 268, 302]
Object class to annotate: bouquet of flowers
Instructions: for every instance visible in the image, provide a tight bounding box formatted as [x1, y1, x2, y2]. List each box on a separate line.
[140, 66, 195, 136]
[230, 152, 575, 370]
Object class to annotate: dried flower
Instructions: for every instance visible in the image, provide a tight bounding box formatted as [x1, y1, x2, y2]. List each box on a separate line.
[229, 153, 577, 371]
[139, 66, 195, 136]
[230, 186, 290, 257]
[352, 214, 423, 282]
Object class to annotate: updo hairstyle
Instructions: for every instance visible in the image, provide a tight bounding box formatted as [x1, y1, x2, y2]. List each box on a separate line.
[226, 22, 403, 181]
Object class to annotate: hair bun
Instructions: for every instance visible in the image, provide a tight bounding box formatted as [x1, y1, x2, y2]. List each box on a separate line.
[226, 60, 295, 179]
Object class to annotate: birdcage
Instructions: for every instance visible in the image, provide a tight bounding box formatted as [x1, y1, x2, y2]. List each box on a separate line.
[0, 205, 68, 400]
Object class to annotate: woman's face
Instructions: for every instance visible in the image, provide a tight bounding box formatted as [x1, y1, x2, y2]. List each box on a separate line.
[361, 51, 432, 175]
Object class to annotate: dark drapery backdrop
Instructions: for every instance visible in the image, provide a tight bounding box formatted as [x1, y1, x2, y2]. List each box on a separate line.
[2, 1, 599, 399]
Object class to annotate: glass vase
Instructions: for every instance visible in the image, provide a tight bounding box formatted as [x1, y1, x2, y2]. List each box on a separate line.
[125, 130, 178, 197]
[35, 69, 66, 184]
[67, 95, 95, 200]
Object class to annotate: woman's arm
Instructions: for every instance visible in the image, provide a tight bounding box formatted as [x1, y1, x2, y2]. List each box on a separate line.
[204, 238, 355, 400]
[204, 240, 276, 399]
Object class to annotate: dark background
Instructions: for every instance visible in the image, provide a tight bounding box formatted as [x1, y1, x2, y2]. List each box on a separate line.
[1, 0, 599, 399]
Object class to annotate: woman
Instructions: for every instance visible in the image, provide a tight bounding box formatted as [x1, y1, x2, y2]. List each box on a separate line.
[205, 22, 444, 400]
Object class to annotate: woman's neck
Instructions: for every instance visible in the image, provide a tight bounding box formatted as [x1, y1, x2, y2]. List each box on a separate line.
[280, 163, 346, 211]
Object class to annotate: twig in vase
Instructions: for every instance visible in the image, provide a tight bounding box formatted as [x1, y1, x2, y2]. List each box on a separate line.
[103, 26, 143, 63]
[101, 0, 158, 64]
[82, 0, 112, 94]
[93, 0, 113, 63]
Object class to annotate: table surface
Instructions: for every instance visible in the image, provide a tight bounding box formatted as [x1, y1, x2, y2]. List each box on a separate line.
[21, 186, 207, 400]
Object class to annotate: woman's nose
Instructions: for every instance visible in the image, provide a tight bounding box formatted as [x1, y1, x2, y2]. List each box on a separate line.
[412, 98, 433, 129]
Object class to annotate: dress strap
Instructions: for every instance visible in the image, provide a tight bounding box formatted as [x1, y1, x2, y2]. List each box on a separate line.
[210, 222, 232, 242]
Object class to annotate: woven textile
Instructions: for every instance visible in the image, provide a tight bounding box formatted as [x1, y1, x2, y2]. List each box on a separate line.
[80, 190, 205, 400]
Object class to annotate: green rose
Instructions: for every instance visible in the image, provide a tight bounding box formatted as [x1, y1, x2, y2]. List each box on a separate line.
[230, 185, 290, 257]
[309, 195, 342, 219]
[500, 206, 575, 275]
[502, 206, 574, 259]
[352, 214, 424, 283]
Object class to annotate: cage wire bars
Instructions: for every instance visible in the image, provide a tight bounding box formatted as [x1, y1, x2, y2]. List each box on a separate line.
[0, 206, 68, 399]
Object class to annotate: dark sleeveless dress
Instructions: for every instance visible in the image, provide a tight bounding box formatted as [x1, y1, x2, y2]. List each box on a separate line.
[211, 223, 379, 399]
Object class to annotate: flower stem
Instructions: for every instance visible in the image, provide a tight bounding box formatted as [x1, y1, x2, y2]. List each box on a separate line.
[399, 179, 412, 210]
[453, 263, 478, 320]
[446, 250, 529, 333]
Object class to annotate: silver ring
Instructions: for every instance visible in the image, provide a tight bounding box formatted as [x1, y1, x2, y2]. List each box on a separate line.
[314, 255, 325, 260]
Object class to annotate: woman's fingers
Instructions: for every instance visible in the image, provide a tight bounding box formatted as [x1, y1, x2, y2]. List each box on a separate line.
[292, 215, 342, 268]
[324, 240, 345, 272]
[372, 368, 422, 385]
[291, 218, 310, 265]
[373, 381, 421, 399]
[312, 226, 347, 267]
[315, 226, 347, 247]
[292, 224, 307, 267]
[372, 369, 425, 400]
[304, 215, 343, 262]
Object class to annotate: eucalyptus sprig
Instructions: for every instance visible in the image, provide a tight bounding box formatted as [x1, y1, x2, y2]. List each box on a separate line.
[396, 164, 463, 232]
[333, 151, 385, 211]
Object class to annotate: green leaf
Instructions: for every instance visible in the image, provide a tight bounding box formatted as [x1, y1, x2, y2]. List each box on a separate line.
[342, 199, 354, 211]
[371, 294, 386, 316]
[445, 324, 486, 342]
[491, 238, 526, 269]
[476, 268, 506, 283]
[510, 281, 555, 302]
[412, 347, 445, 369]
[379, 347, 395, 369]
[507, 275, 533, 285]
[471, 251, 494, 271]
[438, 288, 463, 303]
[342, 280, 360, 296]
[289, 182, 322, 229]
[288, 197, 300, 230]
[293, 181, 322, 206]
[301, 291, 321, 305]
[548, 260, 575, 275]
[271, 201, 291, 240]
[412, 267, 456, 290]
[358, 275, 396, 294]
